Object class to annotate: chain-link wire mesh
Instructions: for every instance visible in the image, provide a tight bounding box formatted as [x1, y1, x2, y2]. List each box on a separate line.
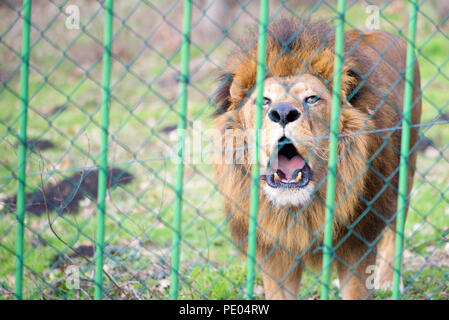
[0, 0, 448, 300]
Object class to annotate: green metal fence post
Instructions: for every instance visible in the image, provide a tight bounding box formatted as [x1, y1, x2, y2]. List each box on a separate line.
[245, 0, 269, 300]
[320, 0, 346, 301]
[392, 0, 418, 300]
[94, 0, 114, 300]
[14, 0, 32, 300]
[169, 0, 192, 300]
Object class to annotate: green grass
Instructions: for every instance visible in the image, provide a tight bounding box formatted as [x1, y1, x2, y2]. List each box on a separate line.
[0, 0, 448, 300]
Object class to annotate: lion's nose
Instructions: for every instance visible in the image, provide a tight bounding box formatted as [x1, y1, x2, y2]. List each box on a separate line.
[268, 103, 300, 127]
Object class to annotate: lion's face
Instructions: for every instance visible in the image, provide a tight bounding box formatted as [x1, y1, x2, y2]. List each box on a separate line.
[238, 74, 332, 207]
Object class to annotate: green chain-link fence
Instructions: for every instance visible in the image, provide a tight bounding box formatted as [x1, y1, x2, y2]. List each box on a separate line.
[0, 0, 448, 300]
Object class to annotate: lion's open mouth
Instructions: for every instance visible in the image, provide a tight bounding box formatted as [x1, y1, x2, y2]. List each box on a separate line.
[264, 137, 311, 189]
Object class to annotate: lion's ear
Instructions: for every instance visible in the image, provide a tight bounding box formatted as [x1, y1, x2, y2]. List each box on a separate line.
[229, 79, 244, 100]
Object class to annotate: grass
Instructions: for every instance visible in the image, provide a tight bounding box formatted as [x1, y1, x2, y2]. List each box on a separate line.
[0, 0, 448, 300]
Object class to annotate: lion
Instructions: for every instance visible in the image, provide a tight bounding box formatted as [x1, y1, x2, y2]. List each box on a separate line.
[212, 19, 421, 300]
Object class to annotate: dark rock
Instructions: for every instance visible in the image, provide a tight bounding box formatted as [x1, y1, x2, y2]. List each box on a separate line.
[416, 136, 436, 152]
[16, 138, 55, 152]
[160, 124, 177, 133]
[4, 167, 134, 216]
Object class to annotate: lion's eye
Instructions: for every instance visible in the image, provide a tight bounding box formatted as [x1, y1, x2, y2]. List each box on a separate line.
[254, 97, 271, 106]
[263, 97, 271, 106]
[304, 95, 320, 105]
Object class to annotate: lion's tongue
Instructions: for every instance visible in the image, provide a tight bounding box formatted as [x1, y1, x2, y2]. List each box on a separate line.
[277, 154, 305, 180]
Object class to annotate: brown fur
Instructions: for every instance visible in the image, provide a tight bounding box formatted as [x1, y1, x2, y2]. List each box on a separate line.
[213, 19, 421, 299]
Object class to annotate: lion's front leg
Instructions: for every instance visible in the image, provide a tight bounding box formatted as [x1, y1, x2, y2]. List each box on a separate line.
[259, 251, 303, 300]
[336, 250, 376, 300]
[376, 226, 402, 291]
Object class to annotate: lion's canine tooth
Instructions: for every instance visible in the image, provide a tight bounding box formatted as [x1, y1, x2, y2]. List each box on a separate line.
[274, 172, 281, 181]
[294, 171, 302, 183]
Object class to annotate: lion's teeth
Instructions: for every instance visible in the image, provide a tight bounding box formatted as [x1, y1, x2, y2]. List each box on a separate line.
[274, 172, 281, 181]
[294, 171, 302, 183]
